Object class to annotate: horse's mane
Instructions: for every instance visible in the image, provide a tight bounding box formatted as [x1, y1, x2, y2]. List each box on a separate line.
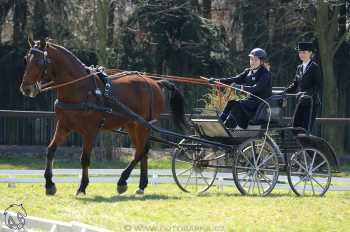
[48, 42, 86, 68]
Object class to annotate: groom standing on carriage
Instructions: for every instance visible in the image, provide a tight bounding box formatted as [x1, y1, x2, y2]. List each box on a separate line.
[283, 42, 322, 133]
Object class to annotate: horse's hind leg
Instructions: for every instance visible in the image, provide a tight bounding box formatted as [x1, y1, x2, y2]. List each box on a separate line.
[117, 124, 150, 194]
[136, 141, 150, 195]
[76, 132, 97, 195]
[45, 120, 70, 195]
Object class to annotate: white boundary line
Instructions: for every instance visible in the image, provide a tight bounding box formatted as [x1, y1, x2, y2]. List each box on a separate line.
[0, 169, 349, 190]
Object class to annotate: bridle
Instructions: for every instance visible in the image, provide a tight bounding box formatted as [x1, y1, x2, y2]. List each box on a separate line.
[27, 46, 54, 91]
[26, 45, 98, 92]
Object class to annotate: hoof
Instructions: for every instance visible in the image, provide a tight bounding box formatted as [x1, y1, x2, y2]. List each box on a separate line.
[45, 184, 57, 196]
[135, 189, 144, 195]
[117, 184, 128, 194]
[76, 189, 86, 196]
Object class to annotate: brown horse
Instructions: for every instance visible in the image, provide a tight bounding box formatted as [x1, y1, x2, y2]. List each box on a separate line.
[20, 38, 185, 195]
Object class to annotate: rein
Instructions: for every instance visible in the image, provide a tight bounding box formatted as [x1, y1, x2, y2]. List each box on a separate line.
[40, 69, 216, 93]
[28, 44, 234, 93]
[40, 72, 98, 92]
[106, 68, 214, 86]
[30, 45, 217, 92]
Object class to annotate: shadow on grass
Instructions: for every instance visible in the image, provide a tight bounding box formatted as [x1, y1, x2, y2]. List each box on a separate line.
[196, 192, 294, 198]
[76, 194, 181, 203]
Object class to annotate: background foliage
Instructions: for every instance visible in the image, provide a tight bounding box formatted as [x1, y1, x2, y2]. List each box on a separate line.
[0, 0, 349, 155]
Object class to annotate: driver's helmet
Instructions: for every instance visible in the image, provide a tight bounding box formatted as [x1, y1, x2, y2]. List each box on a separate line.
[248, 48, 267, 60]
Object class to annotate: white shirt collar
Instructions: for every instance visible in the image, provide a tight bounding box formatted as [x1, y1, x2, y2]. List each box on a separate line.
[302, 60, 311, 72]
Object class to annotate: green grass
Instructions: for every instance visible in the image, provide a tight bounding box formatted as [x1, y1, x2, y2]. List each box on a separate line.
[0, 183, 350, 231]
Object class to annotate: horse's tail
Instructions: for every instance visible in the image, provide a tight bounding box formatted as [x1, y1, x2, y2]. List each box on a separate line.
[157, 80, 186, 130]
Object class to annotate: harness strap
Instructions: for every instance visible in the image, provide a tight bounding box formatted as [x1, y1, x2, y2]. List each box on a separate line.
[55, 95, 154, 130]
[54, 100, 113, 114]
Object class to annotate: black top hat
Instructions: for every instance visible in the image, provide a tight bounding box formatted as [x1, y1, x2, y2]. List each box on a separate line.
[295, 42, 313, 51]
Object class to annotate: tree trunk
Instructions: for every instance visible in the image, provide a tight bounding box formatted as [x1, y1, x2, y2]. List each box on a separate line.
[316, 1, 345, 155]
[202, 0, 211, 19]
[96, 0, 114, 160]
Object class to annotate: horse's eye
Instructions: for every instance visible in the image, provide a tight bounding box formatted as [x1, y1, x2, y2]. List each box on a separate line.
[24, 56, 27, 65]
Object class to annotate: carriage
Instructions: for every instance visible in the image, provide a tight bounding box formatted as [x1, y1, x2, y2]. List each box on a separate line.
[20, 39, 339, 197]
[170, 91, 339, 196]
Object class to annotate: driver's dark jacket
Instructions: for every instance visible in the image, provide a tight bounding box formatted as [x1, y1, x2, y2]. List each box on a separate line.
[219, 66, 272, 123]
[220, 66, 272, 100]
[284, 61, 322, 105]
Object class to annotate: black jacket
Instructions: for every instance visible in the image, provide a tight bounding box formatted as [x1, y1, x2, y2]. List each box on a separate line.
[220, 66, 272, 100]
[284, 61, 322, 105]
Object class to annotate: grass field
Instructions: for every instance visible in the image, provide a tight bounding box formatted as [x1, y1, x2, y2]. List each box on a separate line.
[0, 183, 350, 231]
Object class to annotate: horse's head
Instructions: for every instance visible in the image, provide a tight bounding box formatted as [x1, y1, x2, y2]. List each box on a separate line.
[20, 37, 52, 97]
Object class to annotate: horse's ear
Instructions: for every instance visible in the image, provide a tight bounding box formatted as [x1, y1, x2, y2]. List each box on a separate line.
[28, 36, 34, 48]
[39, 38, 47, 50]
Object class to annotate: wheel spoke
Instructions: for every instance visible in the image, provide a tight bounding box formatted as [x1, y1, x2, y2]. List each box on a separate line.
[239, 173, 249, 182]
[256, 141, 268, 166]
[310, 177, 315, 195]
[176, 167, 193, 177]
[242, 174, 251, 188]
[293, 178, 304, 187]
[309, 151, 316, 172]
[251, 141, 257, 166]
[184, 169, 193, 189]
[292, 158, 308, 172]
[310, 176, 326, 191]
[257, 154, 274, 168]
[251, 173, 256, 194]
[311, 161, 327, 172]
[199, 170, 210, 187]
[240, 152, 255, 168]
[257, 171, 272, 188]
[246, 175, 254, 192]
[303, 150, 309, 172]
[176, 158, 193, 165]
[256, 173, 262, 195]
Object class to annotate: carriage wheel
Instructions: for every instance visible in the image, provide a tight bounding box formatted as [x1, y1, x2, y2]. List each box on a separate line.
[172, 138, 221, 193]
[233, 136, 279, 196]
[287, 147, 331, 196]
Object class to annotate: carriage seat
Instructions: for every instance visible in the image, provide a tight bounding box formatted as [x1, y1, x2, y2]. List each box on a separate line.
[249, 95, 285, 126]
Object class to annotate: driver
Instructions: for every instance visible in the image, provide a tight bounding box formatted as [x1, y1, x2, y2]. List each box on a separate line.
[210, 48, 272, 129]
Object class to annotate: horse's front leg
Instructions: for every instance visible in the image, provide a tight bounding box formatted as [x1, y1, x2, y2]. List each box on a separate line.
[76, 134, 96, 195]
[45, 121, 70, 195]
